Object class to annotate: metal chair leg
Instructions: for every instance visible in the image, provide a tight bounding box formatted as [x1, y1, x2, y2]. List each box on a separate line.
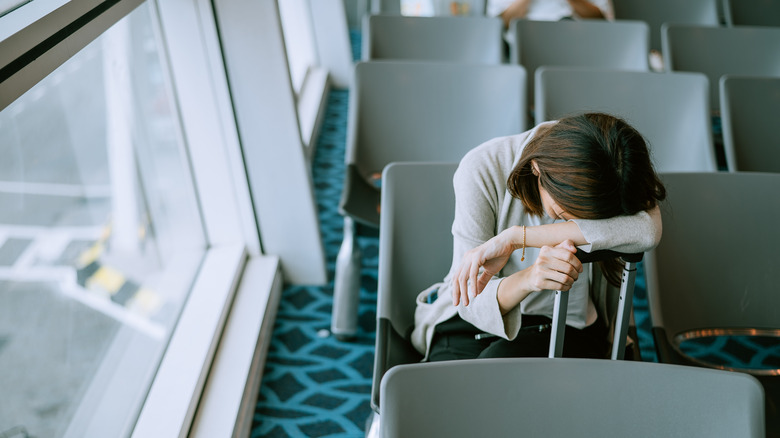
[331, 216, 362, 340]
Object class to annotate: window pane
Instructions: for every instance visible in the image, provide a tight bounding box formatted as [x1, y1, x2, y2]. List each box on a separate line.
[278, 0, 317, 94]
[0, 3, 206, 437]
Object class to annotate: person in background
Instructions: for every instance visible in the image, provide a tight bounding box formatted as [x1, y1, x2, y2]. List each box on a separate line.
[488, 0, 613, 27]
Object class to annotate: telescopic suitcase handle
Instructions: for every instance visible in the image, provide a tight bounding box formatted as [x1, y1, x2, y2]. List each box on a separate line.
[549, 249, 643, 359]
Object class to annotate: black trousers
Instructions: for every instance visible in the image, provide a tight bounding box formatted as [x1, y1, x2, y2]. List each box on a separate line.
[428, 313, 608, 362]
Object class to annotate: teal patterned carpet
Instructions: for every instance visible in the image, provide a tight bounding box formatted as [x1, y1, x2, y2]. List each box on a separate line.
[250, 88, 378, 438]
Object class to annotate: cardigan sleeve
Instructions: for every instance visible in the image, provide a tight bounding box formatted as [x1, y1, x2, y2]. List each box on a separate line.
[446, 135, 530, 340]
[571, 205, 663, 253]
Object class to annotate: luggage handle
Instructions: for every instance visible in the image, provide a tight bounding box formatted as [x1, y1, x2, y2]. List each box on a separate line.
[549, 249, 643, 359]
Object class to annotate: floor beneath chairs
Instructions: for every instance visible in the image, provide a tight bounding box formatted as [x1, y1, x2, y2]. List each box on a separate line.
[250, 30, 777, 438]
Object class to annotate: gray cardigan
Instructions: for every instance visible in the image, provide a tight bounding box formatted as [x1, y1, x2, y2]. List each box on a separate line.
[410, 122, 662, 359]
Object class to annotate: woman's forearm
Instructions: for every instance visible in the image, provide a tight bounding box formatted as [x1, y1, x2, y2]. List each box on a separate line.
[497, 269, 534, 314]
[504, 221, 588, 251]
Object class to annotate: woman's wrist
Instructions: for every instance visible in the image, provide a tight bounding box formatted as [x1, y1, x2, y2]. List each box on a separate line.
[497, 268, 534, 314]
[505, 225, 524, 251]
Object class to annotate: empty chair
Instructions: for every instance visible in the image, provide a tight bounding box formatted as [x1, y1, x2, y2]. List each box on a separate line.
[362, 15, 503, 63]
[612, 0, 719, 55]
[722, 0, 780, 27]
[331, 61, 527, 339]
[381, 358, 766, 438]
[535, 67, 717, 172]
[662, 24, 780, 112]
[507, 18, 649, 109]
[720, 75, 780, 172]
[645, 172, 780, 435]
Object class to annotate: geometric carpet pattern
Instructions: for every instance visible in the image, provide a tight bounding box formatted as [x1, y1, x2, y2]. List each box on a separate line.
[250, 87, 378, 438]
[250, 29, 778, 438]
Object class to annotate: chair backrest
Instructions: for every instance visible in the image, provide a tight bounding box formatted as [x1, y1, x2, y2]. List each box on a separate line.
[430, 0, 487, 16]
[662, 24, 780, 111]
[377, 162, 457, 344]
[645, 172, 780, 365]
[535, 67, 717, 172]
[371, 162, 457, 410]
[380, 358, 766, 438]
[371, 0, 486, 15]
[362, 15, 503, 63]
[722, 0, 780, 27]
[612, 0, 719, 53]
[720, 75, 780, 172]
[346, 61, 527, 175]
[508, 19, 649, 108]
[371, 0, 401, 14]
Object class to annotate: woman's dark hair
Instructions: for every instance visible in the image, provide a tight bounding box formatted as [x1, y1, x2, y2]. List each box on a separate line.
[507, 112, 666, 285]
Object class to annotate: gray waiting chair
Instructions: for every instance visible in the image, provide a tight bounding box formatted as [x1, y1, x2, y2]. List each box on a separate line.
[371, 162, 643, 412]
[371, 162, 457, 411]
[331, 61, 527, 339]
[645, 172, 780, 436]
[362, 14, 503, 63]
[380, 358, 766, 438]
[662, 24, 780, 112]
[535, 67, 717, 172]
[507, 18, 649, 110]
[722, 0, 780, 27]
[612, 0, 719, 55]
[720, 75, 780, 173]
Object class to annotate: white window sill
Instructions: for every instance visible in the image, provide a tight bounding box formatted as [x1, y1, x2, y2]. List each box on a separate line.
[130, 245, 273, 437]
[190, 255, 282, 437]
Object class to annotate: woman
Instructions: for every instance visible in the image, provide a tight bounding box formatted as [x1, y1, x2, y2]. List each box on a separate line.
[411, 113, 665, 362]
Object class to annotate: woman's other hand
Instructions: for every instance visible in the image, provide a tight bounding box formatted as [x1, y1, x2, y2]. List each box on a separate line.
[452, 228, 519, 307]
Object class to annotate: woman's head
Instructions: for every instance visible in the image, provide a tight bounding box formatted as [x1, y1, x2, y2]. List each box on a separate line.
[508, 113, 666, 220]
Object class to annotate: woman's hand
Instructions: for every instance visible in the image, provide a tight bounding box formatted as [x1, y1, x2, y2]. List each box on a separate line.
[495, 240, 584, 314]
[523, 240, 583, 293]
[452, 228, 519, 306]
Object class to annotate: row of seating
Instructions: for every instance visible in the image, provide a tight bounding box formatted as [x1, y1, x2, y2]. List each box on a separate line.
[333, 8, 779, 436]
[364, 14, 780, 108]
[342, 66, 779, 435]
[373, 163, 775, 437]
[372, 0, 780, 30]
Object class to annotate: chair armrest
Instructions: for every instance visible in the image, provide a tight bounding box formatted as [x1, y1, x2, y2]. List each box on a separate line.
[372, 317, 423, 412]
[339, 163, 381, 227]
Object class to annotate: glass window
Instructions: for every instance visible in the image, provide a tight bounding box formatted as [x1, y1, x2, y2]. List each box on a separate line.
[0, 3, 206, 437]
[278, 0, 318, 96]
